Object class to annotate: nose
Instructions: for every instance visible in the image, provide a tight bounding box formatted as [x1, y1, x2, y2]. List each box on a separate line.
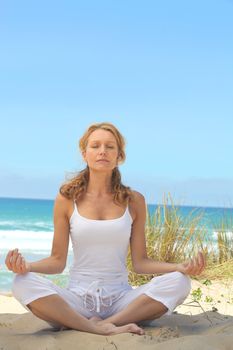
[99, 145, 107, 154]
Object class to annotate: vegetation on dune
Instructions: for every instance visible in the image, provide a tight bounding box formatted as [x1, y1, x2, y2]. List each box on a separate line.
[127, 194, 233, 285]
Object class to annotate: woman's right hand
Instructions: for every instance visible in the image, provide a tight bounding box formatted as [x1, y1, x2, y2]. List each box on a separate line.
[5, 248, 31, 274]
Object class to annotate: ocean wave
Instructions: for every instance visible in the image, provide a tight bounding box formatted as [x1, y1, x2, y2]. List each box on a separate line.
[0, 221, 16, 225]
[0, 230, 72, 252]
[0, 220, 53, 232]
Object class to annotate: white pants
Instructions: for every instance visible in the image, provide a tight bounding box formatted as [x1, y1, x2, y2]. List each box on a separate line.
[12, 271, 191, 326]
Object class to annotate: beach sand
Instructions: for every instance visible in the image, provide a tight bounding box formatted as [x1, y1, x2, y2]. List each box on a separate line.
[1, 279, 233, 350]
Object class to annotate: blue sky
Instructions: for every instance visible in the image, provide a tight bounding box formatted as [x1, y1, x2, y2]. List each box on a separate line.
[0, 0, 232, 207]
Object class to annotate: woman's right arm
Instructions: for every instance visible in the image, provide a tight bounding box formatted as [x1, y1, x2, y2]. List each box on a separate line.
[5, 193, 71, 275]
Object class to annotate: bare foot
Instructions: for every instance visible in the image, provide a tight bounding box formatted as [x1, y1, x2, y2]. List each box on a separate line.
[89, 316, 144, 335]
[93, 321, 144, 336]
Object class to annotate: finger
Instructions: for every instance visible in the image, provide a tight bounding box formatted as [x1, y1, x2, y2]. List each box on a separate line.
[19, 260, 25, 273]
[5, 250, 14, 269]
[198, 252, 206, 273]
[196, 256, 203, 272]
[190, 260, 197, 275]
[5, 250, 13, 262]
[18, 255, 28, 273]
[183, 260, 190, 268]
[194, 256, 199, 268]
[16, 254, 22, 268]
[184, 260, 194, 274]
[199, 257, 205, 272]
[20, 258, 26, 272]
[202, 253, 207, 269]
[9, 250, 15, 265]
[192, 254, 205, 275]
[198, 252, 205, 268]
[11, 249, 20, 269]
[14, 259, 24, 274]
[189, 259, 200, 275]
[195, 255, 203, 271]
[11, 249, 18, 265]
[189, 259, 194, 269]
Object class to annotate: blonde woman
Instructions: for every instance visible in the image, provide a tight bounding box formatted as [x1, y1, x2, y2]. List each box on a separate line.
[5, 122, 205, 336]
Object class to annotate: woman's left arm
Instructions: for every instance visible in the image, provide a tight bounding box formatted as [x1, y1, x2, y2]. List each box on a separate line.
[129, 192, 205, 277]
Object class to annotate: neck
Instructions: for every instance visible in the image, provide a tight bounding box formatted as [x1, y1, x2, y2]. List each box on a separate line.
[86, 170, 113, 196]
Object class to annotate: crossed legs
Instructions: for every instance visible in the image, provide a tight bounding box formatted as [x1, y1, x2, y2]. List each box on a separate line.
[13, 271, 190, 335]
[27, 293, 167, 334]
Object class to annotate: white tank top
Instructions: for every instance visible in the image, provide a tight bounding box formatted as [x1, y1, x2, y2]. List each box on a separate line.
[69, 202, 133, 285]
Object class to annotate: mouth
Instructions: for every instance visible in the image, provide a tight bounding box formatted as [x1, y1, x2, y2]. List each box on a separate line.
[97, 159, 109, 162]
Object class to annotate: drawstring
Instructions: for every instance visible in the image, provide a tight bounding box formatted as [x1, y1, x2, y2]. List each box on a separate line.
[83, 280, 113, 312]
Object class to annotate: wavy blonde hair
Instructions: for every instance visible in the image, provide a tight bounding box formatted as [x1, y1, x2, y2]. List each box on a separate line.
[60, 122, 132, 205]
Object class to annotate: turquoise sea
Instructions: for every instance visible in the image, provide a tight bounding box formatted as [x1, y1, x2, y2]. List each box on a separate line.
[0, 197, 233, 292]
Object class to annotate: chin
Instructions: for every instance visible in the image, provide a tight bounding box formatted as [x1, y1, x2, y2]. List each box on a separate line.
[91, 165, 114, 172]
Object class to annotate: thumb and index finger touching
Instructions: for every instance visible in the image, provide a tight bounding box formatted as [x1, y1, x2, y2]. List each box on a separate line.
[5, 248, 24, 271]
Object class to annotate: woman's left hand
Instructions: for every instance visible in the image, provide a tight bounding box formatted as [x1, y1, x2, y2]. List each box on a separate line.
[176, 251, 206, 276]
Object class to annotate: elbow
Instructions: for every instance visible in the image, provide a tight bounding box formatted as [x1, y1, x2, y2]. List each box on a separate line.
[58, 263, 66, 273]
[132, 257, 148, 274]
[51, 256, 66, 273]
[132, 263, 143, 274]
[133, 266, 140, 274]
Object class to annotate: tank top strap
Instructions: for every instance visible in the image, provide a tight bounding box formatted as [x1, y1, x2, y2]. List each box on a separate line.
[125, 205, 133, 223]
[73, 200, 78, 212]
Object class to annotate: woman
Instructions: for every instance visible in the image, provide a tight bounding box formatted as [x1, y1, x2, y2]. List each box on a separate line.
[5, 122, 205, 336]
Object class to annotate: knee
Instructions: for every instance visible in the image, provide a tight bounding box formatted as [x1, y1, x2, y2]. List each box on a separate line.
[12, 273, 32, 302]
[172, 271, 191, 300]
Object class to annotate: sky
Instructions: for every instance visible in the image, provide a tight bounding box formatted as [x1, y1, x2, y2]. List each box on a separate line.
[0, 0, 232, 207]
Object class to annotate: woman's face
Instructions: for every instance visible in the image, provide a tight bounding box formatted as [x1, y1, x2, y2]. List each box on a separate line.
[83, 129, 119, 171]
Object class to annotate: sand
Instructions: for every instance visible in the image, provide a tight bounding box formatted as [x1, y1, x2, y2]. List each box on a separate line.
[1, 279, 233, 350]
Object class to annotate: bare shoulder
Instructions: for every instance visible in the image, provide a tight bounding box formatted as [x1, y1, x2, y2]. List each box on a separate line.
[130, 190, 146, 206]
[54, 193, 73, 218]
[129, 190, 146, 220]
[55, 192, 72, 206]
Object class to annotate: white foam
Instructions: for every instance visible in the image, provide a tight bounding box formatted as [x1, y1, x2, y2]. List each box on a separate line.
[33, 221, 52, 226]
[0, 221, 16, 225]
[0, 230, 72, 252]
[0, 220, 53, 230]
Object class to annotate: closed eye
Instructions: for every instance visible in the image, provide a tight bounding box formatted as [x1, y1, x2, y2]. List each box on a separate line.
[90, 145, 115, 149]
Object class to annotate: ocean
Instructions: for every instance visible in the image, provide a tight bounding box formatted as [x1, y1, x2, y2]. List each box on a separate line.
[0, 197, 232, 292]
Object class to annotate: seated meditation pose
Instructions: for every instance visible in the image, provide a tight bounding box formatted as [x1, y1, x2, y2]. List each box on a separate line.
[5, 122, 205, 336]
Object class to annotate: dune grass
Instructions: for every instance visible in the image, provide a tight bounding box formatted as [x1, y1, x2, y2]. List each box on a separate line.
[127, 194, 233, 285]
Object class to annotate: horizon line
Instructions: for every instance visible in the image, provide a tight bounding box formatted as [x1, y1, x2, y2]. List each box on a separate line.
[0, 196, 232, 210]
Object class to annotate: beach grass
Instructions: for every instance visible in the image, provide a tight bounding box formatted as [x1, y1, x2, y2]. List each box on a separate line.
[127, 194, 233, 285]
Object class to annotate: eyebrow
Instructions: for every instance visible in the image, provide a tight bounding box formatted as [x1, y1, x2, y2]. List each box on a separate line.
[89, 140, 116, 144]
